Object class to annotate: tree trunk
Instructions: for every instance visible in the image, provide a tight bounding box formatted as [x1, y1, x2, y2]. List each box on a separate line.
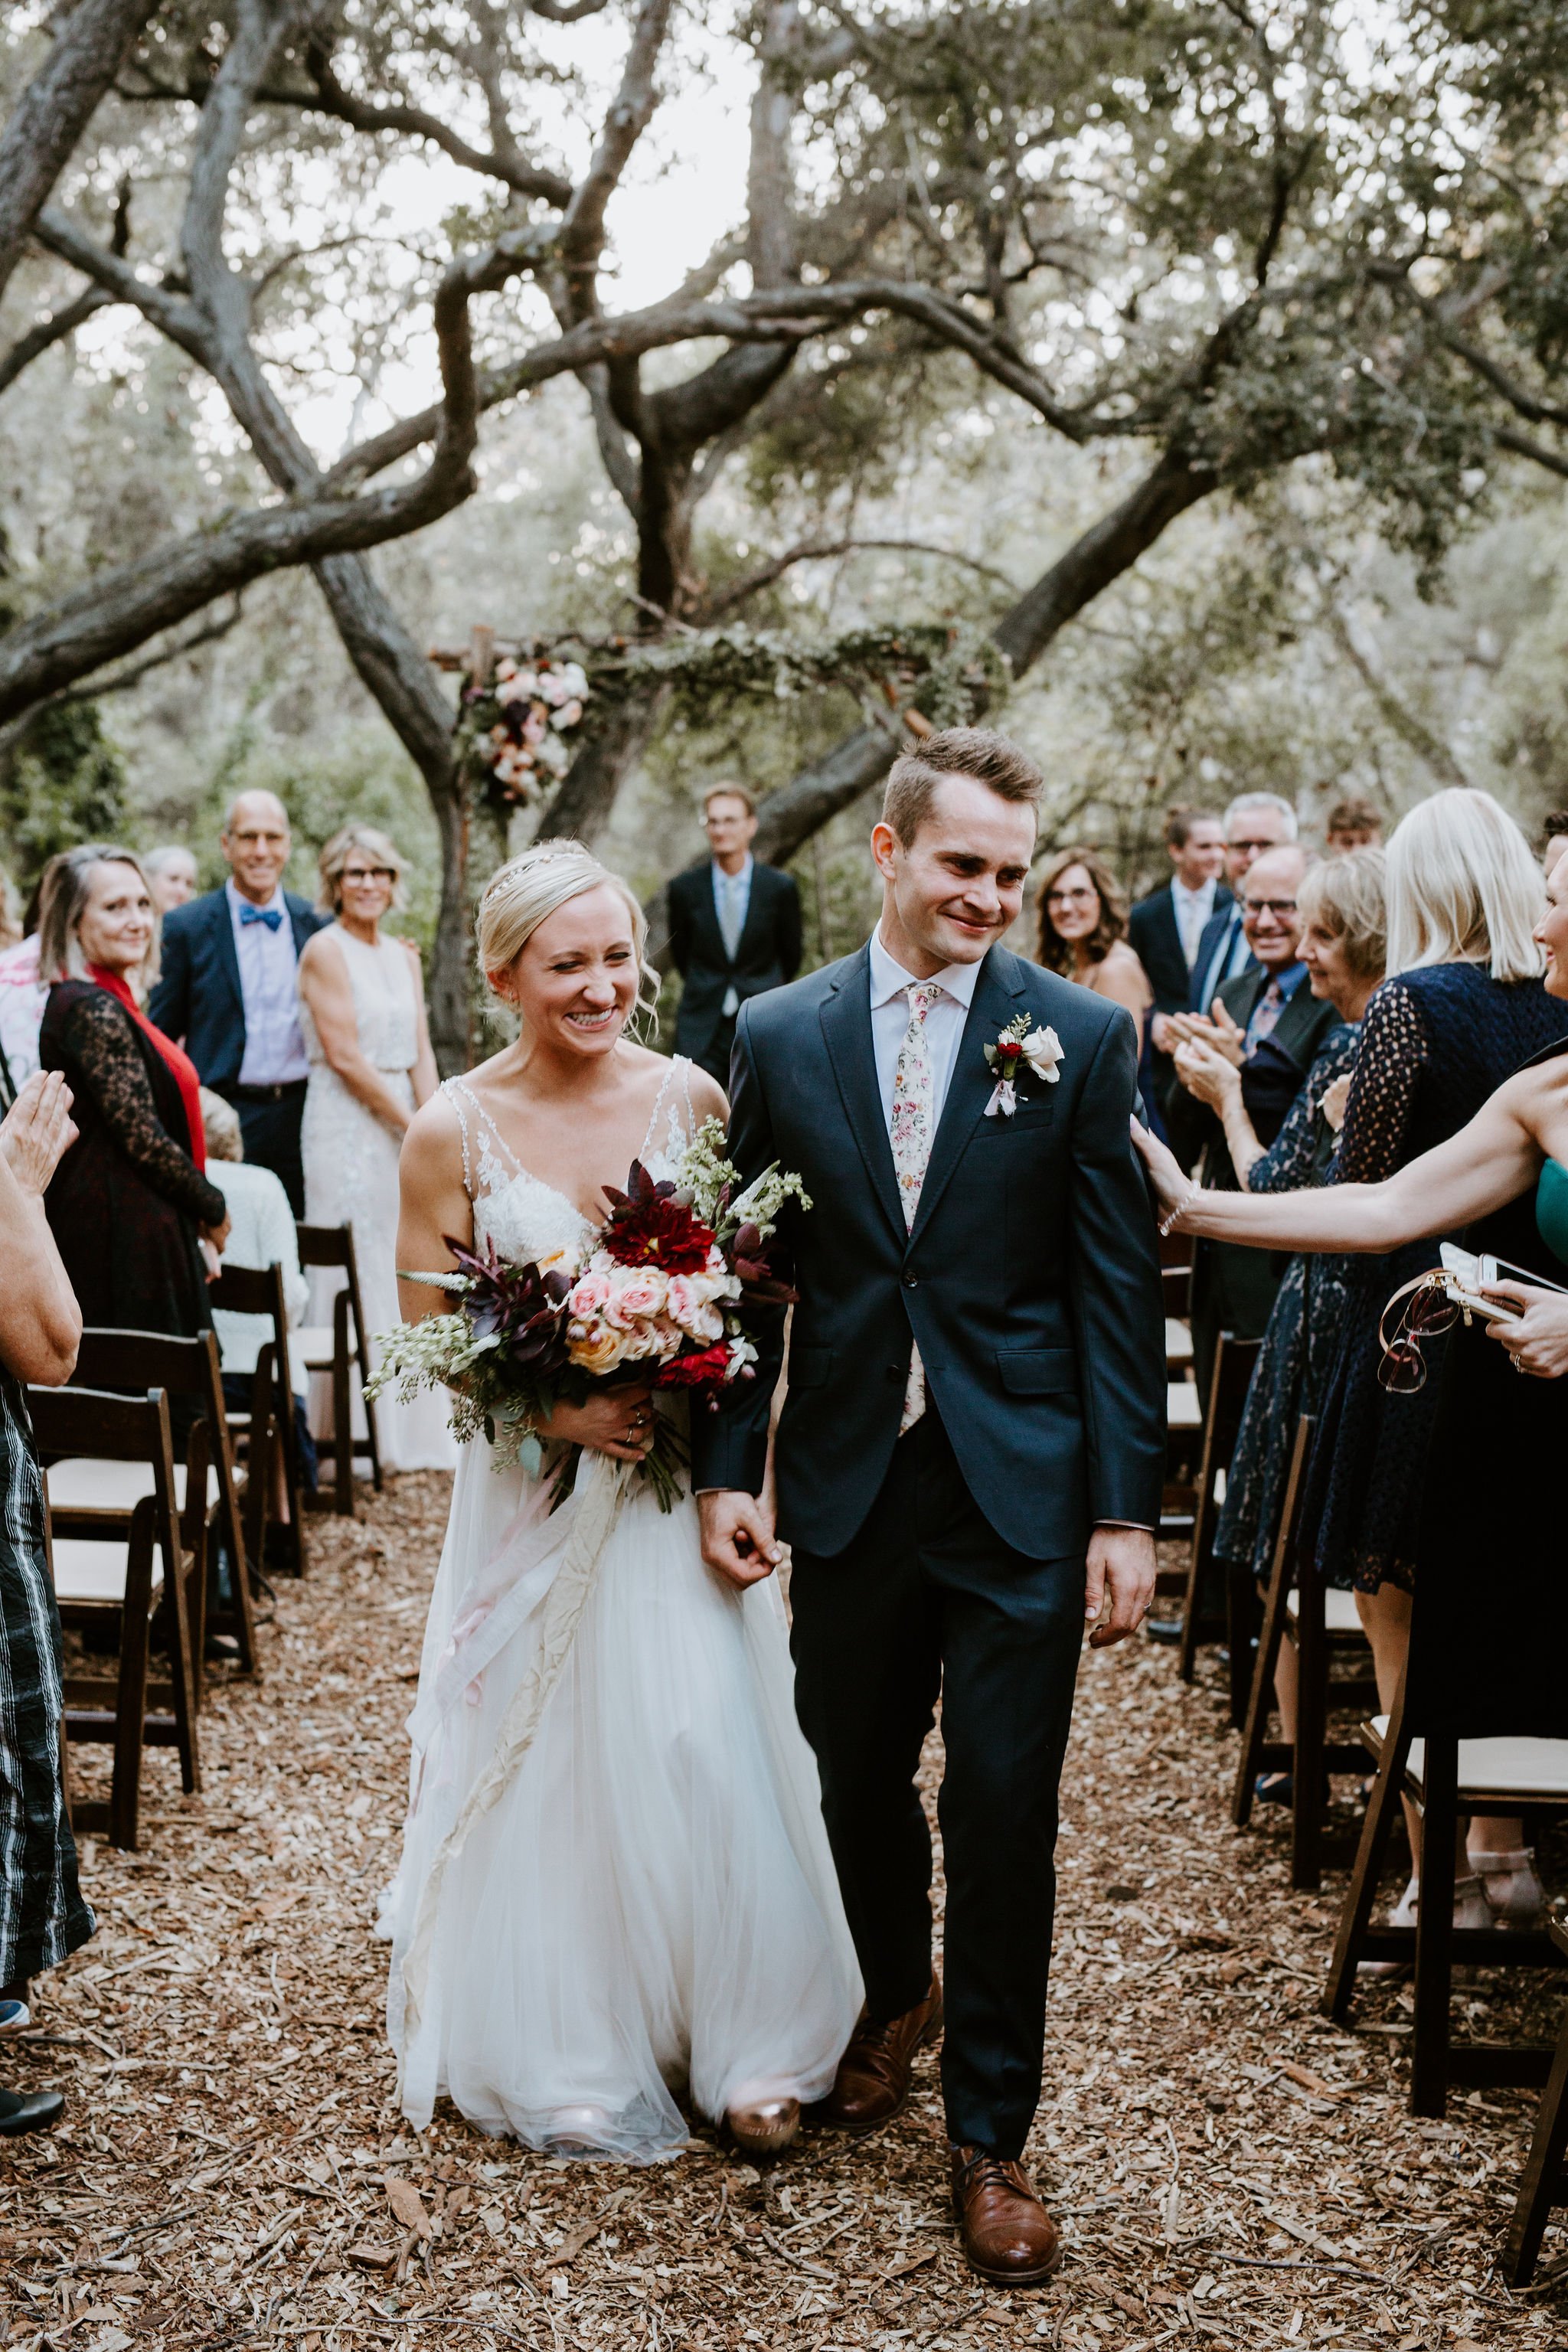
[0, 0, 158, 307]
[534, 683, 668, 846]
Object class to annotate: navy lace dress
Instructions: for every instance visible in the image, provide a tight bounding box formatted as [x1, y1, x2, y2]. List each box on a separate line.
[1213, 1021, 1361, 1586]
[1304, 963, 1563, 1593]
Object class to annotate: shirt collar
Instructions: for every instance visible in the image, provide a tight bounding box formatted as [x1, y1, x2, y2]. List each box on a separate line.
[1259, 959, 1307, 999]
[711, 854, 753, 886]
[1171, 875, 1215, 911]
[868, 924, 983, 1012]
[227, 878, 286, 921]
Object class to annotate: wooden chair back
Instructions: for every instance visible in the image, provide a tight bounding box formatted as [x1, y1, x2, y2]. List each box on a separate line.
[71, 1325, 255, 1673]
[296, 1222, 384, 1513]
[1177, 1330, 1263, 1710]
[29, 1383, 201, 1849]
[1503, 1917, 1568, 2285]
[209, 1258, 296, 1574]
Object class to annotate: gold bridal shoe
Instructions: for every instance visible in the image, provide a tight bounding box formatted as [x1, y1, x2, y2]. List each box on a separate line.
[726, 2096, 801, 2158]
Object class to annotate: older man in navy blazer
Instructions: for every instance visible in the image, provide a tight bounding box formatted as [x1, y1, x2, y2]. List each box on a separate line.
[149, 791, 326, 1215]
[692, 729, 1164, 2285]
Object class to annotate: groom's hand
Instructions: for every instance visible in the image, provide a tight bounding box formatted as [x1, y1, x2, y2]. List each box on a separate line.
[698, 1490, 784, 1589]
[1084, 1525, 1157, 1648]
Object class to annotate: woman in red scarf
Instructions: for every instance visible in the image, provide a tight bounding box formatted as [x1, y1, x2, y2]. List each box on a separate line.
[37, 847, 229, 1337]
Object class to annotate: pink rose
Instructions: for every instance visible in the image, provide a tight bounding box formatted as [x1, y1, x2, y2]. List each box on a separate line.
[609, 1270, 667, 1325]
[568, 1269, 612, 1319]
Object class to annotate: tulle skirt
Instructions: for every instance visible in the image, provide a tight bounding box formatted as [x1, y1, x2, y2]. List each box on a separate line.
[381, 1435, 861, 2159]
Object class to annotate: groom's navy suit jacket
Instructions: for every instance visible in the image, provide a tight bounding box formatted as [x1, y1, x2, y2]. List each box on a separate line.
[690, 939, 1167, 1561]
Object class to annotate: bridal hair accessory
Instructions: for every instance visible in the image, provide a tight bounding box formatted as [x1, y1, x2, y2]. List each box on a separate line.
[983, 1014, 1064, 1117]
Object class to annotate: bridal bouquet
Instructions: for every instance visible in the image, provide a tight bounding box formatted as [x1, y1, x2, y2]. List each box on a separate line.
[371, 1119, 808, 1508]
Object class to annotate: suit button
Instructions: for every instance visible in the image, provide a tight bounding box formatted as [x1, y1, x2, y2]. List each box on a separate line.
[902, 1273, 918, 1289]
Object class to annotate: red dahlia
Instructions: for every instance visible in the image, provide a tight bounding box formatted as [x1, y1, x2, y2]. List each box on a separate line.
[601, 1161, 716, 1273]
[656, 1342, 733, 1390]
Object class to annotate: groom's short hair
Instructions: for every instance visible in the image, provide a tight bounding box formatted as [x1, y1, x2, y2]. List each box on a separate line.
[883, 727, 1042, 848]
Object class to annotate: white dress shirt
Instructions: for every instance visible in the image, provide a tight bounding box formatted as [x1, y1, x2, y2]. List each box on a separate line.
[713, 854, 754, 1018]
[867, 925, 981, 1125]
[1170, 874, 1217, 971]
[227, 880, 309, 1086]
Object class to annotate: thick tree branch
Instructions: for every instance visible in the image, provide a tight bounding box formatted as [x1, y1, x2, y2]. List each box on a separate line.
[0, 280, 112, 394]
[557, 0, 675, 314]
[704, 536, 1016, 619]
[0, 0, 157, 306]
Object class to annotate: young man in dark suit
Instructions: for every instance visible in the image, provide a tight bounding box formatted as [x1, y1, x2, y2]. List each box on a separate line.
[691, 730, 1165, 2285]
[1128, 805, 1227, 1027]
[149, 791, 326, 1215]
[668, 786, 802, 1085]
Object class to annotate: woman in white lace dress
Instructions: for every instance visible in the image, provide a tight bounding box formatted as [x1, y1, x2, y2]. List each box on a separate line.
[297, 825, 455, 1472]
[380, 839, 860, 2161]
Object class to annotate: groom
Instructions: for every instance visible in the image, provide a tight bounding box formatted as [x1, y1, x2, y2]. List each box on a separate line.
[692, 728, 1165, 2283]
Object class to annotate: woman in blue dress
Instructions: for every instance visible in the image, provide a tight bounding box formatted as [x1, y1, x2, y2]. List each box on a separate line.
[1136, 828, 1568, 1931]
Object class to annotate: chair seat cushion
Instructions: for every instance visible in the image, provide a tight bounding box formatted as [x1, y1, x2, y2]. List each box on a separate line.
[1285, 1588, 1363, 1635]
[1365, 1716, 1568, 1802]
[51, 1537, 162, 1604]
[1165, 1317, 1194, 1364]
[47, 1457, 217, 1513]
[1168, 1382, 1201, 1429]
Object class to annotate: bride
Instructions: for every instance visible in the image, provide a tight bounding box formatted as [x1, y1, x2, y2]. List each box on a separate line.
[381, 840, 861, 2161]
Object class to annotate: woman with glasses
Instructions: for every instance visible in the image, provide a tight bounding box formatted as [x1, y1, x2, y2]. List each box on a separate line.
[1034, 847, 1154, 1024]
[297, 825, 453, 1472]
[1137, 792, 1566, 1934]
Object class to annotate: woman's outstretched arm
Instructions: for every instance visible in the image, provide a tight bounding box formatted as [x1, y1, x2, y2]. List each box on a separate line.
[1133, 1060, 1553, 1253]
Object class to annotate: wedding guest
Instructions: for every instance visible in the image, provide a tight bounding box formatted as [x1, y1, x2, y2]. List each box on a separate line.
[149, 791, 327, 1217]
[201, 1089, 317, 1520]
[1187, 791, 1300, 1018]
[1165, 844, 1340, 1407]
[1129, 807, 1228, 1046]
[668, 785, 802, 1086]
[1325, 795, 1383, 854]
[1034, 847, 1154, 1024]
[38, 846, 229, 1337]
[0, 1068, 92, 2134]
[1153, 791, 1561, 1925]
[1199, 851, 1387, 1797]
[1540, 810, 1568, 879]
[143, 844, 199, 913]
[298, 825, 452, 1472]
[1138, 842, 1568, 1930]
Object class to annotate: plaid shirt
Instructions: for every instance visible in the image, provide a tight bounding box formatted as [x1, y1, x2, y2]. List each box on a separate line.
[0, 1370, 93, 1982]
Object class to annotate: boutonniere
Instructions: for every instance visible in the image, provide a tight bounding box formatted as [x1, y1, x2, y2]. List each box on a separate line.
[983, 1014, 1064, 1118]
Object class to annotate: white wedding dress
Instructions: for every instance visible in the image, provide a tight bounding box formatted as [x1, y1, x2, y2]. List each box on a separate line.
[380, 1062, 861, 2158]
[299, 926, 458, 1472]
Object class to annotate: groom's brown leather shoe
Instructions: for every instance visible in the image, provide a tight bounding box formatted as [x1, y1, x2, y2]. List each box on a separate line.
[821, 1975, 942, 2132]
[950, 2145, 1062, 2284]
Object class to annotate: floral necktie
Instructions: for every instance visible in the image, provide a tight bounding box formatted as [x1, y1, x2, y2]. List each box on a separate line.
[890, 982, 945, 1432]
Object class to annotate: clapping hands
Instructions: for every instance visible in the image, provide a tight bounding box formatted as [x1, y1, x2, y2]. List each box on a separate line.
[0, 1070, 77, 1195]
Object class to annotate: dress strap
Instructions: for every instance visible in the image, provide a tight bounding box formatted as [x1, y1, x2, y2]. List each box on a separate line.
[443, 1076, 521, 1203]
[639, 1055, 697, 1174]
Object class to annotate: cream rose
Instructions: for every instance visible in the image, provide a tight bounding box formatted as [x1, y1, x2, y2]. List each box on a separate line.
[1021, 1024, 1064, 1084]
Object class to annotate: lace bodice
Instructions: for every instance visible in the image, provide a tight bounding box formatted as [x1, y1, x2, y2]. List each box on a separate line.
[300, 926, 420, 1074]
[446, 1058, 699, 1268]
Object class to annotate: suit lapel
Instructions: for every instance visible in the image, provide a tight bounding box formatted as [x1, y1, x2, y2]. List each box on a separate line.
[286, 891, 315, 959]
[733, 864, 767, 966]
[819, 945, 905, 1243]
[1272, 974, 1325, 1063]
[210, 890, 245, 1022]
[908, 948, 1026, 1244]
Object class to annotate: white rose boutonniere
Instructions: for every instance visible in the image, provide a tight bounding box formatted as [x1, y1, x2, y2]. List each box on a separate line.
[983, 1015, 1066, 1117]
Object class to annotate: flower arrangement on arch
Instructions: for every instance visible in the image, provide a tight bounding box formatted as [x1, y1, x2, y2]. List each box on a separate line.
[473, 655, 590, 805]
[370, 1119, 808, 1509]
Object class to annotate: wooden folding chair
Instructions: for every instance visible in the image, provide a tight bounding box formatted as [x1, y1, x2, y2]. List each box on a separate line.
[1177, 1331, 1263, 1718]
[52, 1327, 256, 1676]
[295, 1222, 383, 1514]
[31, 1384, 201, 1850]
[1503, 1919, 1568, 2286]
[209, 1259, 296, 1574]
[1231, 1416, 1378, 1887]
[1323, 1690, 1567, 2115]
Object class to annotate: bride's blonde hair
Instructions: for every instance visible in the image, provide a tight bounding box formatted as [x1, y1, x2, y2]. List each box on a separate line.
[476, 838, 659, 1034]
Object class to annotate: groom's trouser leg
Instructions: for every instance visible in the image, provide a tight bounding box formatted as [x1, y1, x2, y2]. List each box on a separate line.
[789, 1411, 1084, 2160]
[789, 1428, 945, 2027]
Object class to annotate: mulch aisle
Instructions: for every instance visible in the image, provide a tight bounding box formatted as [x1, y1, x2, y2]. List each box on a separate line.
[1, 1479, 1564, 2351]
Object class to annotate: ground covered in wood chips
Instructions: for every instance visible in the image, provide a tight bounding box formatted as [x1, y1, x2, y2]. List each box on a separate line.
[4, 1479, 1567, 2352]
